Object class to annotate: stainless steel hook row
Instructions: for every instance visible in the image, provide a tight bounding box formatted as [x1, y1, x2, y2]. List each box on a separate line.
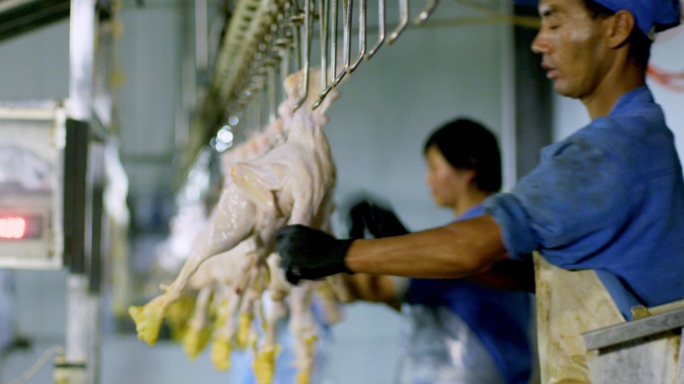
[311, 0, 437, 110]
[220, 0, 441, 126]
[224, 1, 292, 130]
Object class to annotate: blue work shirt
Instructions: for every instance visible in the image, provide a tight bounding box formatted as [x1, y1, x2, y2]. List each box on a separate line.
[485, 86, 684, 320]
[404, 205, 533, 384]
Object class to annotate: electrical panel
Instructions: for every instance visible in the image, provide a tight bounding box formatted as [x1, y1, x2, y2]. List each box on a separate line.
[0, 100, 66, 269]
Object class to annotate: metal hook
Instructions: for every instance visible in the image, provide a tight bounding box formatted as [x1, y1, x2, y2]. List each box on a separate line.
[293, 0, 312, 111]
[266, 62, 277, 124]
[312, 0, 339, 110]
[346, 0, 366, 74]
[318, 0, 329, 92]
[387, 0, 408, 45]
[312, 0, 347, 110]
[275, 10, 294, 92]
[365, 0, 385, 60]
[256, 80, 265, 130]
[414, 0, 439, 25]
[329, 0, 339, 86]
[292, 16, 304, 71]
[278, 33, 291, 89]
[334, 0, 352, 86]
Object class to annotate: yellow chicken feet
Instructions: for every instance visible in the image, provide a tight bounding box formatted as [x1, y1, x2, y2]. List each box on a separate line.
[253, 345, 281, 384]
[296, 334, 318, 384]
[166, 294, 196, 341]
[211, 335, 232, 371]
[236, 312, 254, 350]
[182, 324, 212, 360]
[128, 295, 166, 345]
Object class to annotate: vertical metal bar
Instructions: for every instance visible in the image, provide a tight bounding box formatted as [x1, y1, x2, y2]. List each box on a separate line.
[312, 0, 337, 110]
[319, 0, 329, 92]
[387, 0, 408, 45]
[270, 17, 283, 110]
[292, 0, 303, 71]
[329, 0, 338, 85]
[69, 0, 96, 121]
[281, 34, 291, 83]
[253, 86, 260, 132]
[332, 0, 351, 86]
[244, 92, 251, 134]
[256, 80, 264, 130]
[268, 64, 277, 124]
[261, 76, 268, 128]
[64, 119, 90, 276]
[63, 274, 89, 384]
[86, 140, 105, 384]
[195, 0, 209, 70]
[64, 118, 91, 384]
[178, 0, 194, 152]
[347, 0, 366, 73]
[293, 0, 311, 111]
[499, 0, 516, 191]
[365, 0, 385, 60]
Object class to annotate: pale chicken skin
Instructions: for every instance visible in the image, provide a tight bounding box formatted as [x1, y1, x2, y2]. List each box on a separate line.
[129, 70, 343, 384]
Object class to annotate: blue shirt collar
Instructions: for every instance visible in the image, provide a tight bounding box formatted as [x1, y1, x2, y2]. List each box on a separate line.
[458, 204, 485, 221]
[609, 86, 654, 117]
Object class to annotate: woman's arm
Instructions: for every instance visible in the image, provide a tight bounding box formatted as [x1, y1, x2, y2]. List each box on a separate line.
[342, 273, 402, 311]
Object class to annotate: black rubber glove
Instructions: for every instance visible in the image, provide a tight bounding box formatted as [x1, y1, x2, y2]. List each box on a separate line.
[348, 200, 409, 239]
[276, 224, 354, 285]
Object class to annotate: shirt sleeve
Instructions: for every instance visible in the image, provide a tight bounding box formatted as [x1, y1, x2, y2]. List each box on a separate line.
[484, 132, 633, 267]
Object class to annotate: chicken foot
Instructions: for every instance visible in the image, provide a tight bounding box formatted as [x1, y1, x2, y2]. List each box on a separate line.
[129, 183, 258, 345]
[182, 285, 213, 360]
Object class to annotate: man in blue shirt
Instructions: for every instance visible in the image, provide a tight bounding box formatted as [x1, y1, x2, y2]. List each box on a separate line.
[276, 0, 683, 380]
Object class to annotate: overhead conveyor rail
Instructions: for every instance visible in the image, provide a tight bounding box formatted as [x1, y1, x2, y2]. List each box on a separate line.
[182, 0, 542, 178]
[170, 0, 551, 195]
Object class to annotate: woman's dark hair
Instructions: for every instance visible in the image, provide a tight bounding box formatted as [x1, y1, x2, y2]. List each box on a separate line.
[582, 0, 652, 69]
[423, 118, 502, 193]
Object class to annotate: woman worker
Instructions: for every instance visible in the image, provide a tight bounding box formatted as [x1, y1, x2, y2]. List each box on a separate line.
[344, 118, 534, 384]
[276, 0, 684, 382]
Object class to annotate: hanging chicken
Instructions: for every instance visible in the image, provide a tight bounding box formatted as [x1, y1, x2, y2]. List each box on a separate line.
[129, 67, 347, 383]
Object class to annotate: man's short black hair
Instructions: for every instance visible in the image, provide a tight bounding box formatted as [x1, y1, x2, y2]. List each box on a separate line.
[423, 118, 502, 193]
[581, 0, 652, 69]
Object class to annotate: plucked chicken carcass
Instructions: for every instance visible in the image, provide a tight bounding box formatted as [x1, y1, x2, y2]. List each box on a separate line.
[129, 68, 346, 383]
[164, 118, 288, 360]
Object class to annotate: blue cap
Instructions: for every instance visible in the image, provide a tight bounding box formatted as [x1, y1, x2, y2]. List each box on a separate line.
[514, 0, 682, 38]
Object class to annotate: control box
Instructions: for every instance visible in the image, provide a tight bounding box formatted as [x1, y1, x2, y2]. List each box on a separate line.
[0, 101, 65, 269]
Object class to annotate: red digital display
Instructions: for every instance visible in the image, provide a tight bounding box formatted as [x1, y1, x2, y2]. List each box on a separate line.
[0, 217, 25, 239]
[0, 216, 43, 240]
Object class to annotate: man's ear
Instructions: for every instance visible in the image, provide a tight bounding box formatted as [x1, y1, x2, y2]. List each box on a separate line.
[606, 10, 636, 48]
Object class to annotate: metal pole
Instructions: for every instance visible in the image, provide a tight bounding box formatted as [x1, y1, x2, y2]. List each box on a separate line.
[195, 0, 209, 71]
[62, 1, 97, 383]
[68, 0, 95, 121]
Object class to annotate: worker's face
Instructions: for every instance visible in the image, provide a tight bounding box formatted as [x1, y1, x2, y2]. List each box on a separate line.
[531, 0, 610, 99]
[424, 145, 471, 208]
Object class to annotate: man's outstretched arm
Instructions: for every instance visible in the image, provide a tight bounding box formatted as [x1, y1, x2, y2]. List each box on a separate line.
[345, 214, 508, 278]
[277, 214, 510, 284]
